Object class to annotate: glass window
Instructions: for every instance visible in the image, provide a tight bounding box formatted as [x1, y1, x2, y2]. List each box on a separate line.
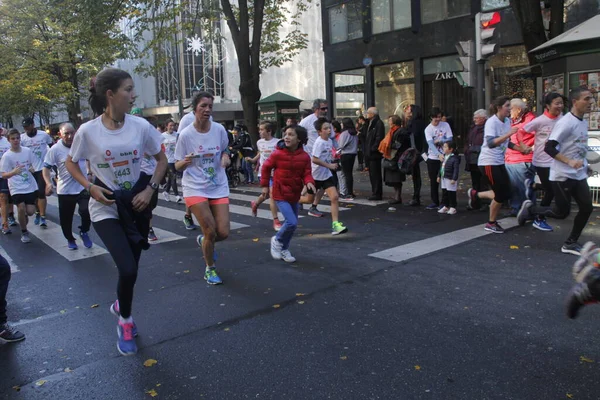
[374, 62, 415, 125]
[421, 0, 470, 23]
[334, 69, 366, 119]
[371, 0, 411, 34]
[569, 71, 600, 131]
[488, 46, 535, 111]
[329, 1, 363, 44]
[423, 55, 463, 75]
[481, 0, 509, 11]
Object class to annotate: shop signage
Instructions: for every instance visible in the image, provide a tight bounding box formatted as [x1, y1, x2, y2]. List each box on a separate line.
[435, 72, 458, 80]
[534, 48, 559, 62]
[280, 109, 299, 114]
[260, 110, 276, 115]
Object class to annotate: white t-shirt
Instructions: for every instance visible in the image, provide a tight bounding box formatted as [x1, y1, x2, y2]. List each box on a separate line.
[0, 147, 38, 195]
[20, 130, 53, 171]
[523, 112, 562, 168]
[44, 141, 86, 195]
[0, 137, 11, 162]
[425, 121, 453, 160]
[141, 129, 164, 175]
[549, 112, 588, 182]
[161, 132, 179, 163]
[300, 113, 336, 155]
[69, 115, 162, 222]
[478, 115, 511, 166]
[256, 137, 279, 178]
[174, 122, 230, 199]
[311, 136, 333, 181]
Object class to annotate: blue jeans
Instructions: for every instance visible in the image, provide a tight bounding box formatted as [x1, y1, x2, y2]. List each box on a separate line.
[242, 159, 254, 183]
[275, 201, 299, 250]
[505, 162, 535, 213]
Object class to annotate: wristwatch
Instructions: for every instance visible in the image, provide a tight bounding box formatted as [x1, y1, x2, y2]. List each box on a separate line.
[148, 182, 159, 191]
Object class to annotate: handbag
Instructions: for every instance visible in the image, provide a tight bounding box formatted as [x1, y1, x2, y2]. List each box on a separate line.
[383, 156, 399, 171]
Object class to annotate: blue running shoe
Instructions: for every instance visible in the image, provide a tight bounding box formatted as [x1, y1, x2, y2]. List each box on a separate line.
[34, 213, 41, 225]
[204, 268, 223, 285]
[533, 218, 553, 232]
[110, 300, 138, 337]
[67, 240, 78, 250]
[197, 235, 217, 262]
[80, 231, 93, 248]
[7, 215, 17, 227]
[39, 216, 47, 228]
[117, 320, 137, 356]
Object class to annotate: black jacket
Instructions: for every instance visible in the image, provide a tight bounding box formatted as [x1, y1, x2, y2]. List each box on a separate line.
[365, 115, 386, 161]
[231, 131, 255, 157]
[442, 154, 461, 181]
[407, 117, 427, 154]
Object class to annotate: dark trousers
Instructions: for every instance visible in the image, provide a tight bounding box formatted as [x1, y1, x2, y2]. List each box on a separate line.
[340, 154, 356, 195]
[0, 255, 10, 325]
[93, 218, 149, 319]
[165, 163, 179, 196]
[535, 166, 554, 207]
[368, 158, 383, 198]
[469, 164, 483, 192]
[531, 178, 593, 244]
[426, 159, 441, 206]
[411, 160, 422, 201]
[441, 189, 457, 208]
[58, 192, 91, 242]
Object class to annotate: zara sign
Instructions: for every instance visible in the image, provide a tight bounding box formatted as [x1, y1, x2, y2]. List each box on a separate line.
[435, 72, 458, 80]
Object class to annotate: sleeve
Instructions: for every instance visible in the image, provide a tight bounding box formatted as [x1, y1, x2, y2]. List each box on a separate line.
[311, 140, 322, 158]
[549, 118, 570, 143]
[483, 120, 499, 148]
[45, 133, 53, 145]
[302, 153, 315, 186]
[69, 129, 87, 162]
[523, 118, 539, 133]
[260, 151, 275, 187]
[221, 128, 230, 154]
[174, 132, 187, 161]
[143, 123, 163, 156]
[445, 123, 453, 140]
[0, 154, 9, 173]
[372, 122, 385, 151]
[338, 132, 349, 150]
[43, 147, 56, 168]
[452, 157, 460, 181]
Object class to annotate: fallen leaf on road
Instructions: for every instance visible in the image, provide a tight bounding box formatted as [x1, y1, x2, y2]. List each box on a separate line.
[252, 238, 259, 242]
[143, 359, 158, 367]
[590, 222, 597, 226]
[580, 356, 594, 363]
[90, 304, 99, 308]
[414, 365, 421, 370]
[296, 293, 305, 297]
[567, 394, 574, 399]
[64, 367, 73, 373]
[223, 327, 230, 331]
[183, 270, 190, 273]
[60, 310, 67, 314]
[297, 301, 305, 305]
[510, 245, 519, 250]
[272, 304, 280, 309]
[146, 389, 158, 397]
[340, 356, 348, 360]
[35, 380, 47, 387]
[156, 384, 161, 387]
[12, 386, 20, 392]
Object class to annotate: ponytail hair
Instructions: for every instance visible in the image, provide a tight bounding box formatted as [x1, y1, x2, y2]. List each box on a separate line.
[489, 96, 510, 116]
[89, 68, 132, 117]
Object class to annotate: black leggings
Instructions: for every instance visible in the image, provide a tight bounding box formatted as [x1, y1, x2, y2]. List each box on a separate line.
[426, 159, 441, 205]
[93, 218, 150, 318]
[165, 163, 179, 196]
[531, 178, 593, 244]
[340, 154, 356, 196]
[411, 160, 422, 201]
[0, 255, 10, 325]
[441, 189, 457, 208]
[58, 192, 91, 241]
[535, 166, 554, 207]
[469, 164, 483, 192]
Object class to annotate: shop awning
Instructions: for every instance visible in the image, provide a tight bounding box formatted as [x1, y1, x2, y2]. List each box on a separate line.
[530, 15, 600, 62]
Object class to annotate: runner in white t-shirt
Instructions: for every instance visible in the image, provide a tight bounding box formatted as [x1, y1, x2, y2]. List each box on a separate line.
[175, 92, 231, 286]
[161, 120, 182, 203]
[43, 123, 93, 250]
[0, 129, 38, 243]
[246, 121, 281, 230]
[0, 131, 15, 234]
[65, 68, 167, 357]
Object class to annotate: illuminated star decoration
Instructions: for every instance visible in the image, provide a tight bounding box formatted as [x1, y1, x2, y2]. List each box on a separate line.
[186, 34, 205, 56]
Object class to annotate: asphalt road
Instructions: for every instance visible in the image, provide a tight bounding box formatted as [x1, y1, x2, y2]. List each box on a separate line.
[2, 169, 600, 400]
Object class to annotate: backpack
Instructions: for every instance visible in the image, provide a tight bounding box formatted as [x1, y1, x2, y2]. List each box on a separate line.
[398, 148, 418, 175]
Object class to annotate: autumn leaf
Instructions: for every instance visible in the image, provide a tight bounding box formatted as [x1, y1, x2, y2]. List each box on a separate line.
[297, 300, 305, 305]
[60, 310, 67, 314]
[580, 356, 594, 363]
[510, 245, 519, 250]
[143, 359, 158, 367]
[146, 389, 158, 397]
[90, 304, 99, 308]
[272, 304, 280, 308]
[183, 270, 190, 273]
[223, 327, 230, 332]
[340, 356, 348, 360]
[252, 238, 259, 242]
[567, 394, 574, 399]
[35, 380, 47, 387]
[64, 367, 73, 373]
[12, 386, 20, 392]
[414, 365, 421, 370]
[295, 293, 305, 297]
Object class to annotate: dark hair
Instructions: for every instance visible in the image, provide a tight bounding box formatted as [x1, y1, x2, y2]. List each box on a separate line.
[341, 117, 356, 134]
[331, 120, 342, 133]
[157, 123, 166, 131]
[285, 125, 308, 145]
[314, 117, 329, 132]
[259, 121, 275, 133]
[388, 115, 402, 127]
[444, 140, 458, 155]
[489, 96, 511, 116]
[409, 104, 423, 120]
[569, 86, 590, 104]
[543, 92, 564, 110]
[191, 91, 215, 112]
[429, 107, 442, 119]
[89, 68, 132, 116]
[312, 98, 327, 110]
[7, 128, 20, 138]
[357, 115, 367, 122]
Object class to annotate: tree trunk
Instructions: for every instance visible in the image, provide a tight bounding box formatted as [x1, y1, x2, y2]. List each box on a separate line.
[238, 70, 261, 144]
[69, 67, 82, 126]
[510, 0, 548, 65]
[548, 0, 565, 39]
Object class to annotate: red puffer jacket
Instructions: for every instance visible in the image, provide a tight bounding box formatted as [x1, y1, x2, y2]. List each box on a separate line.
[260, 140, 315, 203]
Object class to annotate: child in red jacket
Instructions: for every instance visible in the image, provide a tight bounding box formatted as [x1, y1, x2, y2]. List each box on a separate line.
[261, 125, 316, 263]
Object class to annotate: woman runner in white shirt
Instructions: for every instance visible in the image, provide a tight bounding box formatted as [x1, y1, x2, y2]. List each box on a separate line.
[175, 92, 231, 286]
[66, 68, 167, 356]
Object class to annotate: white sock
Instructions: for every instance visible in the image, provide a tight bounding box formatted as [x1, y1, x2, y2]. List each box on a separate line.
[119, 316, 133, 323]
[206, 265, 215, 271]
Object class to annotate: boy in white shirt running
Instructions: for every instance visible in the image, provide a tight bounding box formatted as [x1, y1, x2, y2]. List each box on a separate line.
[247, 121, 281, 231]
[0, 129, 38, 243]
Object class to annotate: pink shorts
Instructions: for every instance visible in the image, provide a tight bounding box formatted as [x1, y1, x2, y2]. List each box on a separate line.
[184, 196, 230, 207]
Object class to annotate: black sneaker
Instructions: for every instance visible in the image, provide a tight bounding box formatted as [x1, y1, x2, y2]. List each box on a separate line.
[0, 323, 25, 343]
[405, 199, 420, 207]
[562, 242, 583, 256]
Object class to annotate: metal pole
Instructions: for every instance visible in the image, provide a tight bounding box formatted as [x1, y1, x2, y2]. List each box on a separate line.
[173, 13, 185, 119]
[477, 60, 485, 110]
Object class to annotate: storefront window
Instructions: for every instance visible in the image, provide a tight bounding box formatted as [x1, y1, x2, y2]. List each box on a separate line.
[481, 0, 509, 11]
[488, 45, 535, 111]
[371, 0, 411, 34]
[329, 1, 363, 44]
[569, 71, 600, 131]
[334, 69, 366, 119]
[423, 54, 462, 75]
[374, 62, 415, 126]
[421, 0, 470, 24]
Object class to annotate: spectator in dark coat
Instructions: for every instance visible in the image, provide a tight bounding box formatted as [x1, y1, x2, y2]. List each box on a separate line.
[365, 107, 386, 200]
[404, 105, 427, 206]
[464, 109, 488, 195]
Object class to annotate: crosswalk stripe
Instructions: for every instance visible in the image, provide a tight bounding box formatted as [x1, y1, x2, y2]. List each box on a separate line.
[151, 204, 250, 230]
[231, 185, 386, 206]
[0, 244, 19, 272]
[228, 192, 349, 213]
[368, 217, 520, 262]
[228, 203, 297, 221]
[27, 220, 109, 261]
[149, 227, 185, 244]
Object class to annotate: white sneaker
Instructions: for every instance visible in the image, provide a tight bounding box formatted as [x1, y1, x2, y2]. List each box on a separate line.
[176, 196, 183, 204]
[438, 206, 449, 214]
[281, 249, 296, 263]
[270, 236, 282, 260]
[446, 207, 457, 215]
[162, 192, 170, 202]
[21, 232, 31, 243]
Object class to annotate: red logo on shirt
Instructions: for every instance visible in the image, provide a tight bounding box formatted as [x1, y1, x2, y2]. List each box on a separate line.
[198, 145, 203, 151]
[133, 149, 138, 156]
[106, 150, 111, 156]
[216, 146, 220, 151]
